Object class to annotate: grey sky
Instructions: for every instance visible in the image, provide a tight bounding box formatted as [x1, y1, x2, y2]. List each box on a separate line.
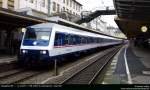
[76, 0, 118, 28]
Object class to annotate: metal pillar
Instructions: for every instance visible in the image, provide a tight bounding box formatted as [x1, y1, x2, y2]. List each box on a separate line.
[48, 0, 51, 16]
[54, 59, 58, 76]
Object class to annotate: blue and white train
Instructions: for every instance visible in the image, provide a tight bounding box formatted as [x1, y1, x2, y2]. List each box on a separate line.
[19, 22, 122, 66]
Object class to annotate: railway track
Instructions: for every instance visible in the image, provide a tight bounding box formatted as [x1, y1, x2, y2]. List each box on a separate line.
[61, 46, 121, 84]
[0, 68, 45, 84]
[0, 61, 18, 73]
[0, 46, 122, 84]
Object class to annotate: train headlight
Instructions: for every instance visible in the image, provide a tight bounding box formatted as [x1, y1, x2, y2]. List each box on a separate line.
[41, 50, 47, 54]
[141, 26, 148, 32]
[22, 50, 28, 54]
[148, 39, 150, 44]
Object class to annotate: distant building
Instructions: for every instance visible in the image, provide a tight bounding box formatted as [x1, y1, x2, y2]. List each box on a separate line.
[0, 0, 48, 12]
[81, 15, 126, 38]
[107, 26, 126, 38]
[16, 0, 48, 13]
[49, 0, 83, 22]
[0, 0, 83, 21]
[0, 0, 48, 19]
[82, 16, 108, 33]
[0, 0, 15, 10]
[15, 0, 48, 19]
[49, 0, 82, 16]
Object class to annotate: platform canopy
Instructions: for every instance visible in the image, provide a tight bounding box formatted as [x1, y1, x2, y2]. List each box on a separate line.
[0, 7, 49, 30]
[114, 0, 150, 39]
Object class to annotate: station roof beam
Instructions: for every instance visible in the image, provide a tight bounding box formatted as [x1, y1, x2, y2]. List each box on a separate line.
[114, 0, 150, 39]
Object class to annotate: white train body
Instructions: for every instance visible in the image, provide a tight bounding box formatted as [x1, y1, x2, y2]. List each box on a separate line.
[19, 23, 122, 65]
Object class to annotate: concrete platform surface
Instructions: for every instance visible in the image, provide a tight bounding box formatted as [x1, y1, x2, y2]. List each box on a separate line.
[102, 43, 150, 84]
[0, 56, 17, 64]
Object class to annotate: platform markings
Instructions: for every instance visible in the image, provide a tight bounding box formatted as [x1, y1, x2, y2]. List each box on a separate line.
[106, 73, 112, 76]
[112, 60, 117, 63]
[101, 46, 125, 84]
[142, 71, 150, 75]
[110, 66, 116, 70]
[124, 45, 133, 84]
[102, 82, 108, 84]
[111, 62, 117, 66]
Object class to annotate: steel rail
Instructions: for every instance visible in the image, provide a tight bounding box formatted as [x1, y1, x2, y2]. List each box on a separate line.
[61, 46, 122, 84]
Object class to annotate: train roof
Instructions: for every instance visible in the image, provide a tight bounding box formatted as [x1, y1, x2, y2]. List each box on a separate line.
[29, 17, 124, 40]
[48, 17, 124, 40]
[28, 23, 55, 29]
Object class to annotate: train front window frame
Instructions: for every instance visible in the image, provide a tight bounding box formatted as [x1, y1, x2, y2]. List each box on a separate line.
[23, 28, 51, 46]
[24, 28, 51, 41]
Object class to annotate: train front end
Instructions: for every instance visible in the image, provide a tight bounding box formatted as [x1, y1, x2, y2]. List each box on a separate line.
[19, 27, 52, 66]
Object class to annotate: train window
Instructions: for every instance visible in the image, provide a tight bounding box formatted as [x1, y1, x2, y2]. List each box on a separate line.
[54, 32, 65, 46]
[86, 37, 88, 44]
[54, 33, 60, 46]
[101, 38, 104, 43]
[83, 36, 86, 44]
[104, 39, 107, 43]
[84, 37, 87, 44]
[93, 38, 95, 43]
[72, 35, 76, 45]
[87, 37, 90, 44]
[96, 38, 99, 43]
[24, 28, 51, 41]
[78, 36, 82, 44]
[71, 35, 74, 45]
[95, 38, 97, 43]
[73, 35, 78, 45]
[69, 35, 74, 45]
[92, 37, 94, 43]
[81, 36, 83, 44]
[99, 38, 101, 43]
[23, 28, 51, 46]
[81, 36, 84, 44]
[98, 38, 100, 43]
[94, 38, 97, 43]
[64, 34, 72, 45]
[106, 39, 108, 42]
[83, 37, 85, 44]
[75, 35, 80, 44]
[103, 39, 106, 42]
[90, 37, 92, 43]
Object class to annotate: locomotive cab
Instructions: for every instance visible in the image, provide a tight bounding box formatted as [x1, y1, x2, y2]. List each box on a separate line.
[19, 27, 52, 66]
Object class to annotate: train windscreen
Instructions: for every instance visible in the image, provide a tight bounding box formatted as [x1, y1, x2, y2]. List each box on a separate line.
[23, 28, 51, 46]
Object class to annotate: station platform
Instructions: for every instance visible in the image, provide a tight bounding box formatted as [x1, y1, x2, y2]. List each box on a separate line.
[0, 56, 17, 64]
[101, 42, 150, 84]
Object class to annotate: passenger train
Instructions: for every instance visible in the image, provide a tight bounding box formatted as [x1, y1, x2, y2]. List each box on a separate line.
[19, 22, 123, 66]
